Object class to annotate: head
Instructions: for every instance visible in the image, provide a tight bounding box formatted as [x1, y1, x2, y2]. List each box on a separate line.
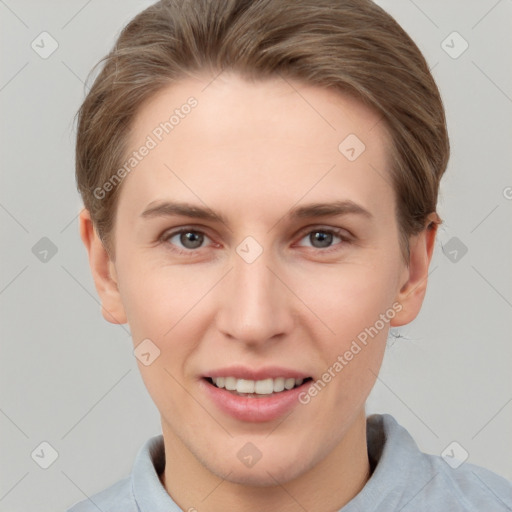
[77, 0, 449, 489]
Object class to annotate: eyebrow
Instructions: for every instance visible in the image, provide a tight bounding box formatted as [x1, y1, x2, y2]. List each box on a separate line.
[140, 199, 372, 225]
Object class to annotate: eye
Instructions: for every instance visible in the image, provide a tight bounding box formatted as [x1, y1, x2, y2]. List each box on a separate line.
[296, 228, 348, 250]
[162, 228, 212, 253]
[160, 226, 351, 256]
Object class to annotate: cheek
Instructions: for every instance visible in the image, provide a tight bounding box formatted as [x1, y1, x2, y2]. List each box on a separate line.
[299, 259, 400, 336]
[292, 261, 399, 398]
[116, 254, 202, 339]
[119, 264, 209, 413]
[112, 260, 199, 413]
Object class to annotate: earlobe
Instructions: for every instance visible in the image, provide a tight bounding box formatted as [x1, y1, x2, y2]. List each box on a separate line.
[79, 209, 127, 325]
[390, 215, 438, 327]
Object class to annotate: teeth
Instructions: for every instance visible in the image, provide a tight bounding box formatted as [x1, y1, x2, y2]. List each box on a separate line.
[211, 376, 306, 395]
[254, 378, 273, 394]
[237, 379, 255, 393]
[273, 377, 285, 392]
[224, 376, 237, 391]
[284, 378, 295, 390]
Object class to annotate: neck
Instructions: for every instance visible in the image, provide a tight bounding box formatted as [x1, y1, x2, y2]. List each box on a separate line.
[159, 409, 370, 512]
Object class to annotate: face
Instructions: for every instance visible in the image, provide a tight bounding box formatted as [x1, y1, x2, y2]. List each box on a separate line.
[82, 73, 434, 488]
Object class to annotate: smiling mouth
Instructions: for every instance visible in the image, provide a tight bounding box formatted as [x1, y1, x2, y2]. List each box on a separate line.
[205, 376, 313, 397]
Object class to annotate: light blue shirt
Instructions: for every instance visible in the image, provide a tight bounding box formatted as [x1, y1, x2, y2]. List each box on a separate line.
[66, 414, 512, 511]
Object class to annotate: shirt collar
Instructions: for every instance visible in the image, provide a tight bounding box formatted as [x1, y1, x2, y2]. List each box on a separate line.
[131, 433, 181, 511]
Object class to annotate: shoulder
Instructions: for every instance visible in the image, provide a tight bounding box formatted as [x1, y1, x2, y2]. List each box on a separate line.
[418, 449, 512, 511]
[357, 414, 512, 512]
[65, 476, 136, 512]
[65, 434, 166, 512]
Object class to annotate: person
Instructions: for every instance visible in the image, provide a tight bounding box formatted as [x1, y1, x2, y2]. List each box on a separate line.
[67, 0, 512, 510]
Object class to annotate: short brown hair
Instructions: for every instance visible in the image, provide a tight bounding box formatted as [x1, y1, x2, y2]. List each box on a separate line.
[75, 0, 449, 257]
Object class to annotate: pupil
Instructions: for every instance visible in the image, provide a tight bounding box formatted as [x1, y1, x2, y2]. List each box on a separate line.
[312, 231, 332, 248]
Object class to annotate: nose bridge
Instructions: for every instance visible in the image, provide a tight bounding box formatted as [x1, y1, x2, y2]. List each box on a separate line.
[215, 242, 292, 343]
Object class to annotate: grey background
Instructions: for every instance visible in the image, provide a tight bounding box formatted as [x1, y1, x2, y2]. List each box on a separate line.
[0, 1, 511, 510]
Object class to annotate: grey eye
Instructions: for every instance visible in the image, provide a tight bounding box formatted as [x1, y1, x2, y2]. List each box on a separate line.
[168, 230, 206, 250]
[298, 230, 342, 249]
[309, 231, 333, 248]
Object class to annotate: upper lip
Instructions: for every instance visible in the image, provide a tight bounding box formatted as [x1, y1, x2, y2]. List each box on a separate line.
[205, 365, 311, 381]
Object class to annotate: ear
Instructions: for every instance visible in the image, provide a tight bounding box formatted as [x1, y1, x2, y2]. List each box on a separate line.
[390, 214, 438, 327]
[79, 208, 127, 325]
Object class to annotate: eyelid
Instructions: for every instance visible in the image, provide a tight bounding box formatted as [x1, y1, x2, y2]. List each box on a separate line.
[295, 224, 353, 241]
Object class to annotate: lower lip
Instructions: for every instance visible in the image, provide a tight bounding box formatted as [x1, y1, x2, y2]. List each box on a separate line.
[199, 378, 310, 423]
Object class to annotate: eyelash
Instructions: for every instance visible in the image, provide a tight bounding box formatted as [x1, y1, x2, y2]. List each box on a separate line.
[159, 226, 352, 256]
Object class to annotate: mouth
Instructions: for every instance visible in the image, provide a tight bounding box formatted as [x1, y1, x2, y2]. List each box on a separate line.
[199, 369, 313, 423]
[205, 376, 313, 397]
[200, 366, 315, 422]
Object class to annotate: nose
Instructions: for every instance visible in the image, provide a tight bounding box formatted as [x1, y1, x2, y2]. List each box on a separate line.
[215, 248, 294, 346]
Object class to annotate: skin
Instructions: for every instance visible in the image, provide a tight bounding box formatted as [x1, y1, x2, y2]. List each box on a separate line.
[80, 73, 437, 512]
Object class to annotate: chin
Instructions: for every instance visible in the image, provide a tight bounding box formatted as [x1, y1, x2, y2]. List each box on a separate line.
[201, 449, 315, 487]
[219, 465, 304, 487]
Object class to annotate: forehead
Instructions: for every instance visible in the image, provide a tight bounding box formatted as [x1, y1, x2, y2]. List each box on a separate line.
[119, 73, 395, 222]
